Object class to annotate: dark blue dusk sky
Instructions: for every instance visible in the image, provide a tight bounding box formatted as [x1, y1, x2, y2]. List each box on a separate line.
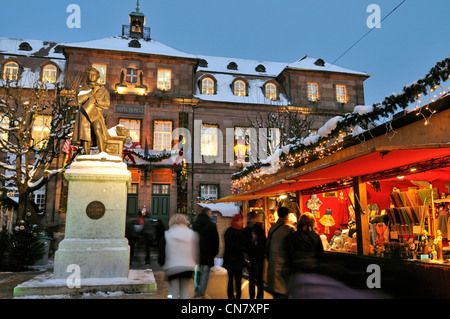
[1, 0, 449, 106]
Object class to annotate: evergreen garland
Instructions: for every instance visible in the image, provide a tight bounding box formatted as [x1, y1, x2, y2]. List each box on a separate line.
[231, 56, 450, 181]
[132, 150, 173, 162]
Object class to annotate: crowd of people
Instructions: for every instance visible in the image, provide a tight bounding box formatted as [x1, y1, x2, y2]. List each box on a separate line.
[150, 205, 332, 299]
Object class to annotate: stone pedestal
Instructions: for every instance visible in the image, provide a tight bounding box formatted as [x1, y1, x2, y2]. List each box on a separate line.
[53, 152, 131, 279]
[14, 152, 157, 298]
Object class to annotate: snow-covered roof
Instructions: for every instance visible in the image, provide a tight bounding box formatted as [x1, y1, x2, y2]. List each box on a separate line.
[286, 56, 369, 76]
[197, 55, 368, 77]
[0, 38, 66, 89]
[196, 55, 286, 78]
[0, 37, 65, 59]
[193, 73, 289, 106]
[63, 36, 197, 60]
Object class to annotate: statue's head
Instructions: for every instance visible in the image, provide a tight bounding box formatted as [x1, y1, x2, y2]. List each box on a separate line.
[86, 67, 101, 83]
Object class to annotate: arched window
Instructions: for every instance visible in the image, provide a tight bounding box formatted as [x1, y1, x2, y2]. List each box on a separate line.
[233, 80, 246, 96]
[265, 83, 277, 101]
[42, 64, 58, 84]
[3, 61, 19, 81]
[201, 77, 215, 95]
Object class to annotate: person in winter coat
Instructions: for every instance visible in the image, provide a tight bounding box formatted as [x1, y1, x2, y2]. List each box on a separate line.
[143, 213, 158, 264]
[192, 207, 220, 298]
[284, 212, 326, 298]
[158, 213, 199, 299]
[243, 211, 267, 299]
[223, 214, 245, 299]
[125, 220, 141, 263]
[266, 206, 296, 299]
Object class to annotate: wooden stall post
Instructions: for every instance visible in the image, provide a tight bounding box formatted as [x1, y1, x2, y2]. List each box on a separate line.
[264, 196, 270, 237]
[352, 176, 371, 255]
[297, 190, 303, 218]
[242, 200, 248, 228]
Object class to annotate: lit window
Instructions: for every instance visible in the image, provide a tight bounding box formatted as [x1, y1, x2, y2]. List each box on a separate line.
[336, 84, 348, 103]
[266, 128, 281, 157]
[119, 119, 141, 144]
[92, 64, 107, 84]
[32, 115, 52, 149]
[3, 61, 19, 81]
[234, 80, 246, 96]
[201, 77, 214, 95]
[157, 69, 172, 90]
[200, 184, 218, 200]
[201, 124, 219, 156]
[152, 184, 170, 195]
[0, 114, 9, 145]
[128, 183, 138, 194]
[34, 187, 46, 211]
[265, 83, 277, 101]
[42, 64, 58, 84]
[307, 82, 320, 102]
[126, 68, 139, 84]
[234, 127, 251, 163]
[153, 120, 172, 151]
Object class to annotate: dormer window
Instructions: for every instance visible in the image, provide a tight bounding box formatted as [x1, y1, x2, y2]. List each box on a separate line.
[19, 42, 32, 51]
[264, 83, 278, 101]
[227, 62, 238, 70]
[233, 80, 246, 97]
[42, 64, 58, 84]
[255, 64, 266, 72]
[2, 61, 19, 81]
[314, 58, 325, 67]
[128, 39, 141, 48]
[54, 45, 63, 54]
[201, 77, 215, 95]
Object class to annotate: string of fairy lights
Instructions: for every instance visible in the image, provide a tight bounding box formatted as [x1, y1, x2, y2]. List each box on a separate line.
[231, 56, 450, 192]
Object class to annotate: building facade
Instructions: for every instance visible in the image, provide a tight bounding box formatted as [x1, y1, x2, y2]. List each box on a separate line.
[0, 4, 369, 231]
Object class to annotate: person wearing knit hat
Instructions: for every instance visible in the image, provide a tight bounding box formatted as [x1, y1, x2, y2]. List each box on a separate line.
[223, 214, 245, 299]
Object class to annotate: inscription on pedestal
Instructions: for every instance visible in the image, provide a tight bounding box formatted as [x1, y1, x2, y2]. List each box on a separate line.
[86, 201, 106, 220]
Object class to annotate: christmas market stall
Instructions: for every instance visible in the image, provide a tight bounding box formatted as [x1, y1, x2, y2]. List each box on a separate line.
[215, 58, 450, 297]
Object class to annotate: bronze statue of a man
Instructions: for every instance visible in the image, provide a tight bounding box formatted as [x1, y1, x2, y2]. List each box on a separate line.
[73, 67, 110, 155]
